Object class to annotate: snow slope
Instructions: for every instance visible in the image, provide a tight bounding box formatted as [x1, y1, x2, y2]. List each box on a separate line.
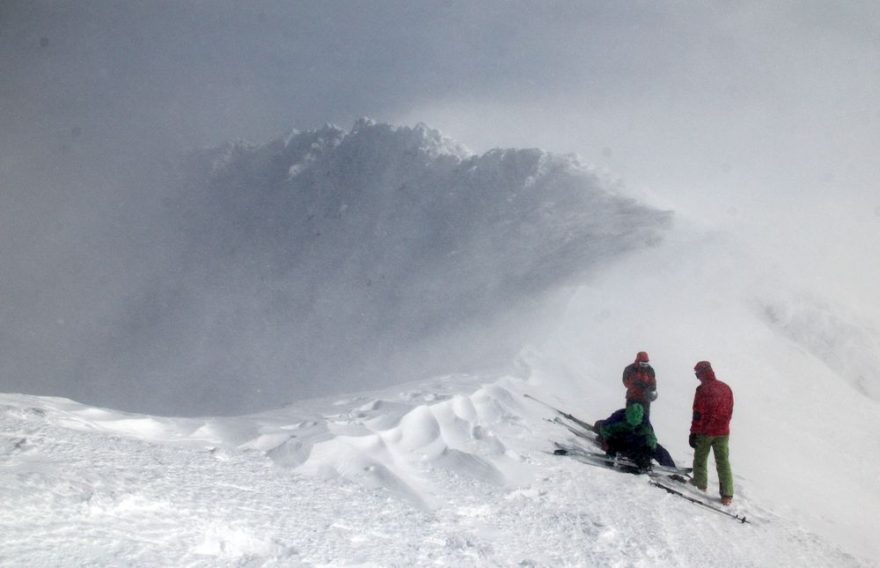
[535, 226, 880, 563]
[1, 231, 878, 566]
[2, 122, 878, 565]
[0, 354, 871, 566]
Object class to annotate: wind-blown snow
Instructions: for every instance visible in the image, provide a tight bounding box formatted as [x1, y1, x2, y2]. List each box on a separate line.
[81, 120, 670, 416]
[757, 294, 880, 401]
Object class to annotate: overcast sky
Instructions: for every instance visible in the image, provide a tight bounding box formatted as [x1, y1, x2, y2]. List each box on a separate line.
[4, 1, 877, 293]
[1, 1, 879, 411]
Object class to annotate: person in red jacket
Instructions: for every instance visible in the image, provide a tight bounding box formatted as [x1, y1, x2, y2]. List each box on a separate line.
[622, 351, 657, 419]
[689, 360, 735, 505]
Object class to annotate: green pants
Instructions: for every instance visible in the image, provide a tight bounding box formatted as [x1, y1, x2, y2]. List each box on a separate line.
[693, 435, 734, 498]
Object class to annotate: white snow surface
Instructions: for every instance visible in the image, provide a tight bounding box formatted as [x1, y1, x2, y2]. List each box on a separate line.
[2, 229, 878, 566]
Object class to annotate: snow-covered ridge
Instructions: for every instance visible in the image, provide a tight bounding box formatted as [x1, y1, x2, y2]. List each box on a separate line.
[0, 371, 870, 566]
[96, 120, 672, 416]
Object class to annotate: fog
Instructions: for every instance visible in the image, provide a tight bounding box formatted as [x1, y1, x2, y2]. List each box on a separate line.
[392, 2, 880, 311]
[2, 1, 878, 415]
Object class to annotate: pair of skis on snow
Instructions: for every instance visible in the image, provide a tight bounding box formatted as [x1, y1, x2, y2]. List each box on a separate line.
[552, 441, 690, 482]
[524, 393, 750, 524]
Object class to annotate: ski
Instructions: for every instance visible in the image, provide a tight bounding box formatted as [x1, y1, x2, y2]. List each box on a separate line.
[548, 416, 600, 444]
[554, 442, 635, 467]
[554, 442, 692, 485]
[651, 464, 692, 479]
[554, 446, 745, 522]
[555, 440, 693, 479]
[553, 442, 635, 465]
[553, 442, 645, 474]
[650, 480, 750, 524]
[554, 442, 694, 477]
[524, 394, 596, 433]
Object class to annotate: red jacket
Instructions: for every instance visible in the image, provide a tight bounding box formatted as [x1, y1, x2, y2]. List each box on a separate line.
[622, 362, 656, 403]
[690, 371, 734, 436]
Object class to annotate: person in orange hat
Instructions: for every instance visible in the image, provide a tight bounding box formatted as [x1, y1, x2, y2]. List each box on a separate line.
[690, 360, 735, 505]
[622, 351, 657, 419]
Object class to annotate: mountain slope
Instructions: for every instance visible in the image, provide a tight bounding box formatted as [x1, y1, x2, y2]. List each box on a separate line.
[0, 365, 870, 567]
[534, 226, 880, 562]
[1, 227, 877, 565]
[2, 121, 877, 565]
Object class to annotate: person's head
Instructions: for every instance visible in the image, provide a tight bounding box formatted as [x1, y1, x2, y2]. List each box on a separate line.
[694, 360, 716, 381]
[625, 403, 645, 426]
[635, 351, 650, 368]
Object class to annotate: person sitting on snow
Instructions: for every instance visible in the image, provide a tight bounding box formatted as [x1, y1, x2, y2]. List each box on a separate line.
[594, 402, 676, 470]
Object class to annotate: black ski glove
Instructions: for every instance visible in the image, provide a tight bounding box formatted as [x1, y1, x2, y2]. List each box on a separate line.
[688, 433, 697, 448]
